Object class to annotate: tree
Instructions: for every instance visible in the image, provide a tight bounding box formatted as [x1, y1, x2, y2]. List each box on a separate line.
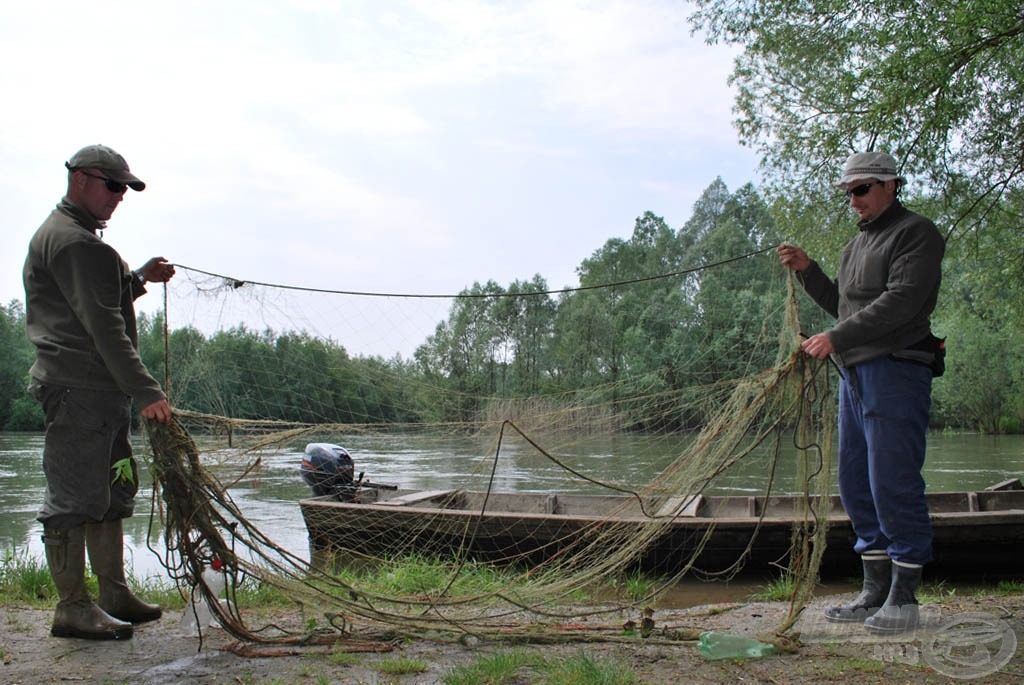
[564, 212, 690, 387]
[492, 275, 557, 395]
[683, 182, 789, 383]
[0, 300, 43, 431]
[690, 1, 1024, 247]
[931, 218, 1024, 431]
[413, 281, 508, 420]
[690, 2, 1024, 434]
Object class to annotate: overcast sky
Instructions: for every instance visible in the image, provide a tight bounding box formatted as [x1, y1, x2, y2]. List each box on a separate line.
[1, 0, 760, 354]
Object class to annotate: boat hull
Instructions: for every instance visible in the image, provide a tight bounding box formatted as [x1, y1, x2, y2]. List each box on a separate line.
[300, 486, 1024, 577]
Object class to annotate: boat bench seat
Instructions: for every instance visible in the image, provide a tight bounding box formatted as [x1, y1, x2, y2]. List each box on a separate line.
[655, 495, 705, 518]
[379, 490, 457, 507]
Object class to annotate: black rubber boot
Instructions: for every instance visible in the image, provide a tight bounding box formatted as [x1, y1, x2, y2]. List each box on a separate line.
[824, 552, 891, 623]
[86, 520, 163, 624]
[43, 526, 133, 640]
[863, 561, 922, 634]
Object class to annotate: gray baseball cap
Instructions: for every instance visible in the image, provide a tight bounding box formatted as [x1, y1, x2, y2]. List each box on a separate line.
[837, 151, 905, 188]
[65, 144, 145, 191]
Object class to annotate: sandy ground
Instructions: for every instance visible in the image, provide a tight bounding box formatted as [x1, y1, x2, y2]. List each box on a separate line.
[2, 592, 1022, 684]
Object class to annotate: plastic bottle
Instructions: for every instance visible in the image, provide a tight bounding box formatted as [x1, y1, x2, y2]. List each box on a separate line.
[179, 562, 226, 636]
[698, 631, 778, 660]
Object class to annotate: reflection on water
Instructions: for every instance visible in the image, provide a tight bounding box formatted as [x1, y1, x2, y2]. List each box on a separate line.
[1, 431, 1020, 583]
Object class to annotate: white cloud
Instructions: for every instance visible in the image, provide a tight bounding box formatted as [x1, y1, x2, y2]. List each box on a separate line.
[0, 0, 759, 344]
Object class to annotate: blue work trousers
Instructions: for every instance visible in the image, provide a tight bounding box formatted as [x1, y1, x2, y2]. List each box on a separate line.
[838, 356, 933, 565]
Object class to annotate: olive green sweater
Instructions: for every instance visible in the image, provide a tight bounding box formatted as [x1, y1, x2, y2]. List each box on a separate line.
[23, 198, 165, 408]
[799, 200, 945, 368]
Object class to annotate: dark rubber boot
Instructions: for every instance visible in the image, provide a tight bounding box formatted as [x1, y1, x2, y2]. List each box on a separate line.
[44, 526, 133, 640]
[86, 520, 162, 624]
[824, 552, 891, 623]
[863, 561, 922, 634]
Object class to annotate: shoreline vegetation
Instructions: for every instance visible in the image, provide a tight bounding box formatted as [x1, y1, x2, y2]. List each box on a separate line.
[4, 545, 1022, 610]
[4, 184, 1024, 439]
[2, 550, 1021, 684]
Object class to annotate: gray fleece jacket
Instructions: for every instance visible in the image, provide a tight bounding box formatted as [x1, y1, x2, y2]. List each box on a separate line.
[23, 198, 165, 408]
[798, 200, 945, 368]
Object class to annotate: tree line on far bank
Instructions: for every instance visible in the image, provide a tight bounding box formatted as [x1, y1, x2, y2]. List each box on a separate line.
[1, 180, 1021, 434]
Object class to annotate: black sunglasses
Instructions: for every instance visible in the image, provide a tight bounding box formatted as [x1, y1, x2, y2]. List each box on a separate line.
[844, 182, 879, 198]
[78, 170, 128, 194]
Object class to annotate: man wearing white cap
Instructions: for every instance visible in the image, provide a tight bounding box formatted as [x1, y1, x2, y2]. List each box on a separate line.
[777, 151, 945, 634]
[23, 144, 176, 640]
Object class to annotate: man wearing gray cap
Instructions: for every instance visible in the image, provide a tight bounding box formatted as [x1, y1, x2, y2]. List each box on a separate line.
[777, 152, 945, 634]
[23, 144, 176, 640]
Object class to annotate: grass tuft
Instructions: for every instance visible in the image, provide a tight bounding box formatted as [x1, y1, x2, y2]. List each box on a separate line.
[334, 555, 512, 599]
[0, 549, 55, 606]
[376, 656, 430, 675]
[442, 649, 637, 685]
[748, 572, 797, 602]
[443, 649, 545, 685]
[538, 652, 637, 685]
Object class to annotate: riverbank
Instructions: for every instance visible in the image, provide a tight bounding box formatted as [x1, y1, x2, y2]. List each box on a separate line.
[2, 590, 1021, 684]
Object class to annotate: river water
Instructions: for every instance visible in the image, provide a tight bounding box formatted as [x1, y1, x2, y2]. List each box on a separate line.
[1, 431, 1020, 585]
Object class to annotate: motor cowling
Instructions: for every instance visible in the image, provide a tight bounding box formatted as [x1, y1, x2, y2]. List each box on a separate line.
[300, 443, 354, 497]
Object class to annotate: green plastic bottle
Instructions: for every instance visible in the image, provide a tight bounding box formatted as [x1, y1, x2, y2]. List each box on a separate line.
[698, 631, 778, 660]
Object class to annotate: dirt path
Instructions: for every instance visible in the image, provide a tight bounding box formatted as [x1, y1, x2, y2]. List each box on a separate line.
[2, 593, 1021, 684]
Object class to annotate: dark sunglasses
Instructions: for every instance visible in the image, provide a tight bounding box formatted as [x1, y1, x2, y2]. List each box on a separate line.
[844, 182, 879, 198]
[78, 170, 128, 194]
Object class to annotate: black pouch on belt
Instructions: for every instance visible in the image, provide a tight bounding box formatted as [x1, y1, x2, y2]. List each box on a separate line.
[890, 334, 946, 377]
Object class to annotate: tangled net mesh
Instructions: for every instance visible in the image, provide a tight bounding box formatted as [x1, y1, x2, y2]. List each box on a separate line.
[140, 266, 836, 650]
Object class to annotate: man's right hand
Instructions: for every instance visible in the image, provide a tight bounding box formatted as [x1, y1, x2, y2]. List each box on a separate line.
[777, 244, 811, 272]
[141, 399, 173, 424]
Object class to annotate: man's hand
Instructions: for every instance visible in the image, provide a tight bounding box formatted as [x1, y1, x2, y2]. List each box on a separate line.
[137, 257, 176, 284]
[801, 332, 835, 360]
[777, 244, 811, 272]
[141, 398, 173, 424]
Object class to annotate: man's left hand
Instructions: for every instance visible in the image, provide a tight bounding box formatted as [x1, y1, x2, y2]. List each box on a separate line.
[801, 332, 835, 360]
[141, 399, 173, 424]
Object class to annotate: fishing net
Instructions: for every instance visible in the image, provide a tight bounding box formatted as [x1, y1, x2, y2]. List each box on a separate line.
[140, 256, 836, 649]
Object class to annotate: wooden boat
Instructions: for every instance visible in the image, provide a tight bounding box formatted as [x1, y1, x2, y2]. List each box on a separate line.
[299, 478, 1024, 577]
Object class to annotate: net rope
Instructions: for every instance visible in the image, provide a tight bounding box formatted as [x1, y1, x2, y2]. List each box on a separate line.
[140, 259, 836, 649]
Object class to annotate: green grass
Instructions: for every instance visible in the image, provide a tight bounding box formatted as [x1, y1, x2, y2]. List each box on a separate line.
[979, 579, 1024, 595]
[229, 576, 290, 607]
[0, 549, 56, 606]
[332, 555, 520, 600]
[537, 652, 638, 685]
[442, 650, 637, 685]
[8, 542, 1017, 619]
[918, 580, 957, 603]
[121, 571, 188, 609]
[748, 572, 798, 602]
[0, 547, 288, 610]
[748, 574, 1024, 604]
[334, 558, 667, 607]
[442, 649, 545, 685]
[376, 656, 430, 675]
[0, 547, 666, 616]
[605, 570, 663, 602]
[331, 555, 669, 607]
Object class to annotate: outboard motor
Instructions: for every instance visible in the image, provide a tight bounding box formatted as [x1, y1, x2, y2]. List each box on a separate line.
[301, 443, 354, 497]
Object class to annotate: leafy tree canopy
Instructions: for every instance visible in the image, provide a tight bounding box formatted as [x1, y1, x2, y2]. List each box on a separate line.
[690, 1, 1024, 250]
